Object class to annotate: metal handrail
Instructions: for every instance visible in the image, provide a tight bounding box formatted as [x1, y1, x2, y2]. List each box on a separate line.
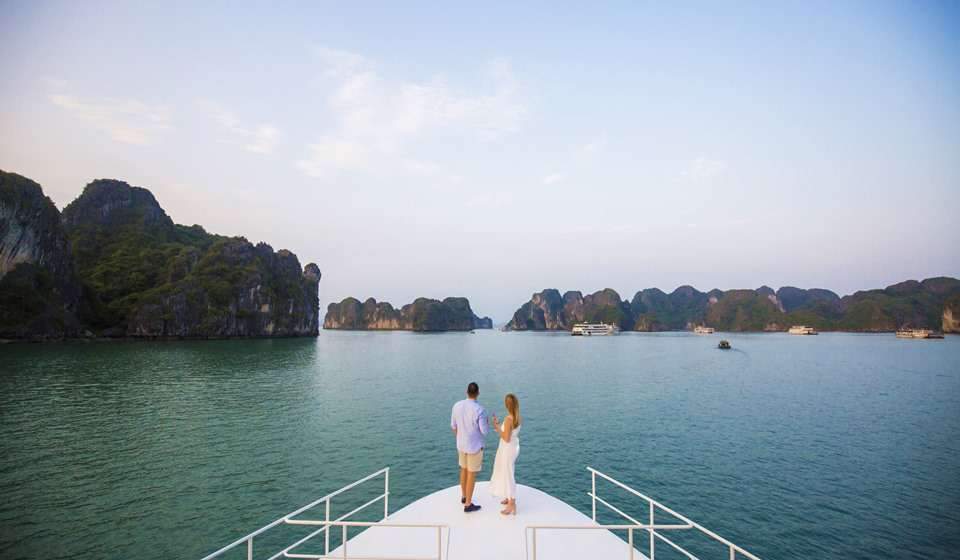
[200, 468, 390, 560]
[200, 468, 447, 560]
[586, 467, 762, 560]
[283, 521, 449, 560]
[525, 525, 694, 560]
[525, 468, 761, 560]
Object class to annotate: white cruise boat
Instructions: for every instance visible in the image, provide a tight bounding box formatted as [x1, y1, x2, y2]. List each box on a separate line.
[787, 326, 818, 335]
[571, 323, 619, 336]
[693, 325, 715, 334]
[200, 467, 761, 560]
[896, 328, 944, 339]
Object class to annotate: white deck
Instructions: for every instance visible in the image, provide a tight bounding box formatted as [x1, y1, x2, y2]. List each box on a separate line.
[327, 482, 647, 560]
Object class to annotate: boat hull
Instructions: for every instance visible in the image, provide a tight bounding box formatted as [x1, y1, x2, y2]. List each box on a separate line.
[327, 482, 649, 560]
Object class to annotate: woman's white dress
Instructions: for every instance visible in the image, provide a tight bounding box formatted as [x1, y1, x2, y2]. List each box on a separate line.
[489, 419, 520, 500]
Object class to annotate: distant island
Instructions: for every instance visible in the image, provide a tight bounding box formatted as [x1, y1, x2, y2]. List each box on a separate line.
[507, 281, 960, 333]
[0, 171, 321, 341]
[324, 297, 492, 332]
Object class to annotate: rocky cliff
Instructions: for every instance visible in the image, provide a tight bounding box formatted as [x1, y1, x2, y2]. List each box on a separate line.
[508, 288, 633, 330]
[324, 296, 492, 332]
[507, 278, 960, 332]
[123, 240, 321, 338]
[630, 286, 710, 331]
[1, 173, 321, 340]
[944, 295, 960, 334]
[0, 171, 83, 338]
[323, 297, 402, 330]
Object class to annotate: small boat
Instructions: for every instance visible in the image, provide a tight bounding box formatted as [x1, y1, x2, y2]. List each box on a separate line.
[787, 325, 818, 335]
[571, 322, 619, 336]
[718, 340, 731, 349]
[693, 325, 715, 334]
[896, 328, 944, 339]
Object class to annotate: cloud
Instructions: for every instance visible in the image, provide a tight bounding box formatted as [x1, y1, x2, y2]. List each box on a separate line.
[246, 125, 279, 154]
[297, 137, 367, 176]
[681, 157, 728, 181]
[49, 94, 171, 145]
[581, 136, 606, 155]
[402, 158, 443, 176]
[204, 103, 279, 154]
[542, 172, 565, 185]
[297, 48, 527, 179]
[43, 76, 70, 90]
[465, 191, 515, 209]
[313, 46, 371, 77]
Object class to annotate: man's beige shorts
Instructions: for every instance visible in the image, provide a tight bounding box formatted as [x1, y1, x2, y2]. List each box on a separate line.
[458, 449, 483, 473]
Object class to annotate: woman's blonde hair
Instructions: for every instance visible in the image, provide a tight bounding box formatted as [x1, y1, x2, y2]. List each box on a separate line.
[504, 393, 521, 428]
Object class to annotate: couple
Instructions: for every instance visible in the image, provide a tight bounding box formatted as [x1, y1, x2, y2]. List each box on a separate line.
[450, 382, 521, 515]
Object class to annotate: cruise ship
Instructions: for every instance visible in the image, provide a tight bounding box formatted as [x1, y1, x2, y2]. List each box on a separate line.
[200, 467, 762, 560]
[787, 326, 818, 335]
[693, 325, 715, 334]
[896, 328, 944, 339]
[571, 322, 619, 336]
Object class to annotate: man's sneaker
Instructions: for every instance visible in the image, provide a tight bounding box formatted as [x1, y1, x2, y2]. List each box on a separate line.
[464, 503, 481, 513]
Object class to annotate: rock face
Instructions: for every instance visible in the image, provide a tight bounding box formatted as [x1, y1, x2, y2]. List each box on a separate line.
[324, 296, 491, 332]
[123, 240, 321, 338]
[631, 286, 709, 331]
[509, 289, 566, 330]
[705, 289, 784, 332]
[944, 295, 960, 334]
[323, 297, 402, 330]
[507, 278, 960, 332]
[508, 288, 632, 330]
[1, 173, 321, 340]
[0, 171, 83, 338]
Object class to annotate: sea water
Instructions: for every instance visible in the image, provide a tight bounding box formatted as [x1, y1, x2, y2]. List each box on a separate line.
[1, 331, 958, 559]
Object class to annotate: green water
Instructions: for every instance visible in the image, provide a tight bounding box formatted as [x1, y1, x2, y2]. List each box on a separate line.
[1, 331, 958, 559]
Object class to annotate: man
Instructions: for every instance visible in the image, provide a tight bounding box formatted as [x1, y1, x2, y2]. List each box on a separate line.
[451, 382, 489, 513]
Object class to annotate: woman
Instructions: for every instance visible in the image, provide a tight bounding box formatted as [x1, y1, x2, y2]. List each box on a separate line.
[490, 393, 521, 515]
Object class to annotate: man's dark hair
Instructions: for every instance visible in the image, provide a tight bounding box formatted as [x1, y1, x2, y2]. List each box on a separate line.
[467, 382, 479, 397]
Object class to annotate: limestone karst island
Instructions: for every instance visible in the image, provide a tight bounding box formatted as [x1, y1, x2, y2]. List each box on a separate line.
[324, 297, 493, 331]
[3, 169, 958, 340]
[0, 170, 321, 340]
[506, 284, 960, 333]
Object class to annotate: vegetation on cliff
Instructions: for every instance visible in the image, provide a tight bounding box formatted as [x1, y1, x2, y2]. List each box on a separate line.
[0, 171, 82, 338]
[630, 286, 710, 330]
[0, 173, 321, 339]
[324, 296, 492, 331]
[508, 279, 960, 332]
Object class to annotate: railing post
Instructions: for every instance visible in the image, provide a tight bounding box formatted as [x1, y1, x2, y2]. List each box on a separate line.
[325, 497, 331, 555]
[342, 525, 348, 559]
[649, 501, 655, 560]
[729, 545, 735, 560]
[384, 468, 390, 519]
[437, 526, 442, 560]
[591, 470, 597, 522]
[628, 527, 634, 560]
[246, 537, 253, 560]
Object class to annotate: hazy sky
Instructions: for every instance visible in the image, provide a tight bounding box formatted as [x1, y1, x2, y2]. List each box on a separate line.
[1, 1, 958, 321]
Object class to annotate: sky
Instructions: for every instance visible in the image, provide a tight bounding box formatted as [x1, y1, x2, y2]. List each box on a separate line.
[1, 1, 958, 322]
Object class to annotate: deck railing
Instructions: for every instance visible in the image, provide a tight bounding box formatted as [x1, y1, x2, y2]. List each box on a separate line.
[525, 468, 761, 560]
[199, 468, 449, 560]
